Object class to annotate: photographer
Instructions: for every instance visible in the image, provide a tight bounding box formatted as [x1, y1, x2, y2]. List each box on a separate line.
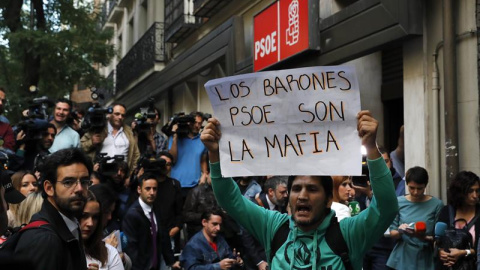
[167, 112, 208, 198]
[94, 155, 134, 233]
[49, 98, 80, 153]
[132, 105, 167, 158]
[12, 123, 56, 172]
[81, 103, 140, 174]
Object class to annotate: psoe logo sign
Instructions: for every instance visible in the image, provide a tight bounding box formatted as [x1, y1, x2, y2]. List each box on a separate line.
[254, 0, 310, 72]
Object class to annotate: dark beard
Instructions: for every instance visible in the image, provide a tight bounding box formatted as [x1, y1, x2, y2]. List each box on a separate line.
[54, 192, 86, 218]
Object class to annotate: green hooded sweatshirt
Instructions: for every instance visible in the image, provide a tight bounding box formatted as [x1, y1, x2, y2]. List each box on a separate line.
[211, 157, 398, 270]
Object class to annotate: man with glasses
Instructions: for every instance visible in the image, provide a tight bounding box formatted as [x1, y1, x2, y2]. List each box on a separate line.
[14, 148, 93, 270]
[81, 103, 140, 174]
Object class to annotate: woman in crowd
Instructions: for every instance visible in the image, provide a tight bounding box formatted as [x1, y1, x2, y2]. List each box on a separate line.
[331, 176, 353, 221]
[11, 192, 43, 227]
[7, 171, 38, 227]
[11, 171, 38, 196]
[81, 190, 124, 270]
[387, 166, 443, 269]
[436, 171, 480, 269]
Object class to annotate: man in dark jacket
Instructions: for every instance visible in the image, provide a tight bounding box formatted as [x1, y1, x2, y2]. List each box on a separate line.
[154, 151, 183, 252]
[122, 173, 177, 270]
[253, 176, 288, 214]
[14, 148, 92, 270]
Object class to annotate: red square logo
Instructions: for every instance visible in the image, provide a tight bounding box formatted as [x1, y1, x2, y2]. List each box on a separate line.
[253, 2, 279, 72]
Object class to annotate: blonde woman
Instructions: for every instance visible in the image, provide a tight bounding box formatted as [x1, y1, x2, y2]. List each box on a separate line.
[7, 171, 38, 227]
[12, 192, 43, 227]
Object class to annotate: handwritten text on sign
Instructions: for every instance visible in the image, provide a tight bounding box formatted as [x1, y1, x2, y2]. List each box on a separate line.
[204, 66, 362, 177]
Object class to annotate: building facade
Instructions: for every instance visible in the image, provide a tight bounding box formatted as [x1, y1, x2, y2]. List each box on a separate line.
[98, 0, 480, 200]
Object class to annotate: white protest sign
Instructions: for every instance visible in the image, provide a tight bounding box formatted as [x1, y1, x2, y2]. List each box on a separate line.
[204, 66, 362, 177]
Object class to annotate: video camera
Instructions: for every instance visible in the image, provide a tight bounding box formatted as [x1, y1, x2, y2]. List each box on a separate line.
[161, 112, 195, 138]
[137, 155, 166, 175]
[134, 98, 157, 131]
[202, 113, 212, 121]
[33, 152, 49, 173]
[16, 96, 53, 142]
[95, 153, 125, 180]
[82, 104, 113, 133]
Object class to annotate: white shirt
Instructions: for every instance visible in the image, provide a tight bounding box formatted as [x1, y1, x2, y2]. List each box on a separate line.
[101, 122, 129, 157]
[266, 195, 276, 211]
[138, 197, 157, 228]
[331, 202, 351, 222]
[59, 211, 80, 240]
[86, 243, 125, 270]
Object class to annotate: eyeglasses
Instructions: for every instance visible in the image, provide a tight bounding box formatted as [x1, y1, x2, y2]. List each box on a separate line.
[165, 162, 172, 166]
[57, 179, 92, 189]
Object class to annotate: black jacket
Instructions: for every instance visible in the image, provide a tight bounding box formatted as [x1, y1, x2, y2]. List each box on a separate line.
[256, 192, 287, 213]
[154, 176, 183, 231]
[14, 199, 87, 270]
[122, 199, 175, 270]
[183, 183, 218, 237]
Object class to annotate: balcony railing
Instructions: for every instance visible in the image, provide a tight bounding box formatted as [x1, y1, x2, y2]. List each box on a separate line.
[99, 0, 119, 28]
[193, 0, 233, 17]
[165, 0, 203, 43]
[116, 22, 165, 93]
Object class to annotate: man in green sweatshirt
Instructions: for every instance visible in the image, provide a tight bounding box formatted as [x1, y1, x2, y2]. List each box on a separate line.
[200, 110, 398, 270]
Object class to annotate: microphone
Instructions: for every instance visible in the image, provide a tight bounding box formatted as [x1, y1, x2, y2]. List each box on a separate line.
[434, 222, 448, 252]
[414, 221, 427, 235]
[434, 222, 447, 239]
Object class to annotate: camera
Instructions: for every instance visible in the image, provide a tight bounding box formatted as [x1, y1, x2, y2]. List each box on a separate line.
[137, 155, 166, 175]
[82, 104, 113, 133]
[27, 96, 52, 120]
[202, 113, 212, 121]
[16, 118, 50, 142]
[161, 112, 194, 138]
[33, 152, 49, 172]
[134, 98, 157, 131]
[95, 153, 125, 180]
[15, 96, 53, 142]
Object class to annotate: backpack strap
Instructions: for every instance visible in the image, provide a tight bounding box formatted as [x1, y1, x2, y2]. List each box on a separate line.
[269, 215, 352, 270]
[0, 220, 49, 252]
[467, 208, 480, 231]
[19, 220, 49, 232]
[269, 220, 289, 262]
[325, 215, 353, 270]
[448, 205, 456, 227]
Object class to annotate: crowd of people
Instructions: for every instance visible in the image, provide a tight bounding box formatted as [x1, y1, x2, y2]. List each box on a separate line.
[0, 86, 478, 270]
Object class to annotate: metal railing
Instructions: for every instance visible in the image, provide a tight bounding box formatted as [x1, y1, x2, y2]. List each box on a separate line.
[116, 22, 165, 93]
[165, 0, 202, 43]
